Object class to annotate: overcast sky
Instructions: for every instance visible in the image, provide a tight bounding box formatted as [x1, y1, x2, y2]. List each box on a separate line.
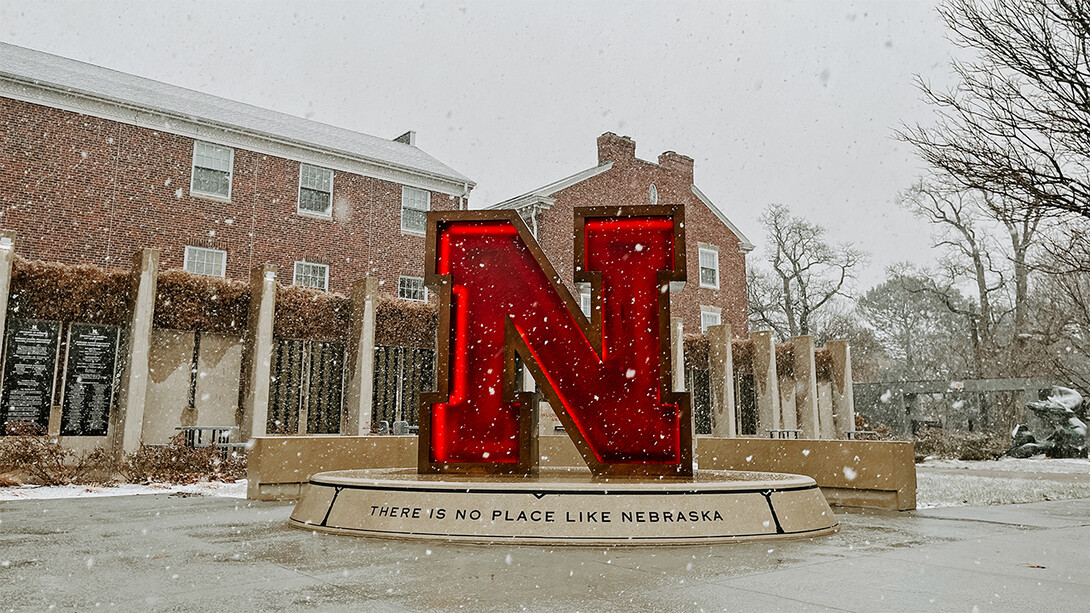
[0, 0, 960, 288]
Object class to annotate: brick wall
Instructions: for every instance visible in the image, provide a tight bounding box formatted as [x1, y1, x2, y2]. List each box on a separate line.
[0, 97, 459, 296]
[534, 133, 748, 335]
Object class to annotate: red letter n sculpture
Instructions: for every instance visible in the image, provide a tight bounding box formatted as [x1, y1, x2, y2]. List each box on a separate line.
[419, 206, 692, 477]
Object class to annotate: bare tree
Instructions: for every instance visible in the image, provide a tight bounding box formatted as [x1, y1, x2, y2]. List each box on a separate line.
[899, 0, 1090, 220]
[857, 270, 974, 381]
[899, 179, 1044, 376]
[1025, 217, 1090, 388]
[1026, 269, 1090, 389]
[747, 204, 864, 339]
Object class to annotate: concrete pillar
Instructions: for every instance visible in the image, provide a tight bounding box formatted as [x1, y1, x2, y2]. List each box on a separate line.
[670, 317, 685, 393]
[0, 230, 15, 354]
[817, 380, 835, 439]
[241, 264, 277, 440]
[706, 324, 736, 437]
[670, 317, 696, 457]
[343, 278, 378, 436]
[778, 370, 797, 430]
[108, 248, 160, 454]
[792, 335, 820, 439]
[750, 331, 780, 434]
[828, 340, 855, 437]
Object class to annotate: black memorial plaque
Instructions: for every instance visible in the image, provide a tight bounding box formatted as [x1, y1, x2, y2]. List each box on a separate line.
[61, 324, 120, 436]
[0, 319, 61, 434]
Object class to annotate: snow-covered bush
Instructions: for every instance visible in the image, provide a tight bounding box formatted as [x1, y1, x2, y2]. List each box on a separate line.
[8, 257, 130, 324]
[0, 422, 115, 485]
[154, 269, 250, 332]
[913, 428, 1007, 462]
[123, 433, 245, 484]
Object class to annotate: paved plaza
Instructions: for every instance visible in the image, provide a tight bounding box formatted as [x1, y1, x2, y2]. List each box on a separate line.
[1, 491, 1087, 611]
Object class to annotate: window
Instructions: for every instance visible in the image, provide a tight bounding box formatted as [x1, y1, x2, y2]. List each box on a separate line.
[190, 141, 233, 199]
[184, 246, 226, 277]
[700, 308, 722, 333]
[649, 183, 659, 205]
[293, 261, 329, 291]
[579, 285, 592, 316]
[298, 164, 333, 216]
[398, 276, 427, 301]
[401, 186, 430, 234]
[698, 245, 719, 289]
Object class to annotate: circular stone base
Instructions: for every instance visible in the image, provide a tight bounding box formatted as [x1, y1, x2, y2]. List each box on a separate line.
[289, 468, 838, 545]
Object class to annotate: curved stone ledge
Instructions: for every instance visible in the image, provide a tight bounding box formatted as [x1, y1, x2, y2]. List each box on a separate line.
[289, 468, 838, 545]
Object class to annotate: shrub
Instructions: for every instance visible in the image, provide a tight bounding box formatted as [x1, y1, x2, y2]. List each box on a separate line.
[683, 334, 709, 371]
[0, 422, 116, 485]
[275, 284, 350, 342]
[913, 427, 1007, 462]
[123, 433, 246, 484]
[8, 257, 131, 325]
[375, 295, 438, 348]
[154, 269, 250, 333]
[853, 413, 897, 441]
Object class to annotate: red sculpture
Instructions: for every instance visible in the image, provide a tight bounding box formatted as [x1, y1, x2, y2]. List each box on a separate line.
[419, 206, 692, 476]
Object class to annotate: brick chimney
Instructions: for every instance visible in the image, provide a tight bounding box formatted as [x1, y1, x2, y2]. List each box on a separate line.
[658, 151, 694, 184]
[597, 132, 636, 164]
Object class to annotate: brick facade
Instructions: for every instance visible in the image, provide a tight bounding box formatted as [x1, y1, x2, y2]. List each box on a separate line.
[0, 97, 464, 296]
[504, 133, 750, 336]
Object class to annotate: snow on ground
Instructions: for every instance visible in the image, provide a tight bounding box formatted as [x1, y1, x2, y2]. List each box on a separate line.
[2, 458, 1088, 510]
[916, 472, 1090, 508]
[0, 479, 246, 501]
[916, 457, 1090, 508]
[918, 457, 1090, 474]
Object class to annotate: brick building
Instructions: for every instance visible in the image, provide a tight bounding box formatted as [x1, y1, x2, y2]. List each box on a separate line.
[488, 133, 753, 335]
[0, 42, 474, 298]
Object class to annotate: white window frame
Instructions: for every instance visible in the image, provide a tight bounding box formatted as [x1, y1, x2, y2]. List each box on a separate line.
[190, 141, 234, 200]
[401, 186, 430, 235]
[649, 183, 659, 205]
[293, 261, 329, 291]
[700, 307, 722, 333]
[398, 275, 428, 302]
[698, 244, 720, 290]
[297, 164, 334, 218]
[578, 284, 592, 317]
[184, 245, 227, 278]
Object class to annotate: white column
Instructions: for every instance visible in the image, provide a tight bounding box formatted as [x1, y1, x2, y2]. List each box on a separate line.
[707, 324, 736, 437]
[241, 264, 277, 440]
[750, 331, 780, 434]
[0, 230, 15, 353]
[109, 248, 160, 454]
[829, 340, 855, 438]
[792, 335, 820, 438]
[343, 278, 378, 435]
[670, 317, 685, 393]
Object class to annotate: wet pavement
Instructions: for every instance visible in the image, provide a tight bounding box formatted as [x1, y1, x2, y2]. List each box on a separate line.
[0, 493, 1087, 612]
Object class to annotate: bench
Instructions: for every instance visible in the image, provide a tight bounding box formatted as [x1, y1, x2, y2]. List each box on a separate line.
[176, 426, 239, 448]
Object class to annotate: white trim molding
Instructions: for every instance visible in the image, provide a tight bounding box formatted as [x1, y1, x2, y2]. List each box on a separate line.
[691, 185, 756, 253]
[486, 162, 613, 210]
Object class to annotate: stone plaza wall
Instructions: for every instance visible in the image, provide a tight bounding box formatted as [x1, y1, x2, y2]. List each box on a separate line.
[248, 435, 914, 510]
[0, 238, 438, 452]
[0, 233, 860, 465]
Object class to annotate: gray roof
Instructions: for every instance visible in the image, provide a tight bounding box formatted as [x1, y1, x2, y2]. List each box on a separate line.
[0, 42, 473, 187]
